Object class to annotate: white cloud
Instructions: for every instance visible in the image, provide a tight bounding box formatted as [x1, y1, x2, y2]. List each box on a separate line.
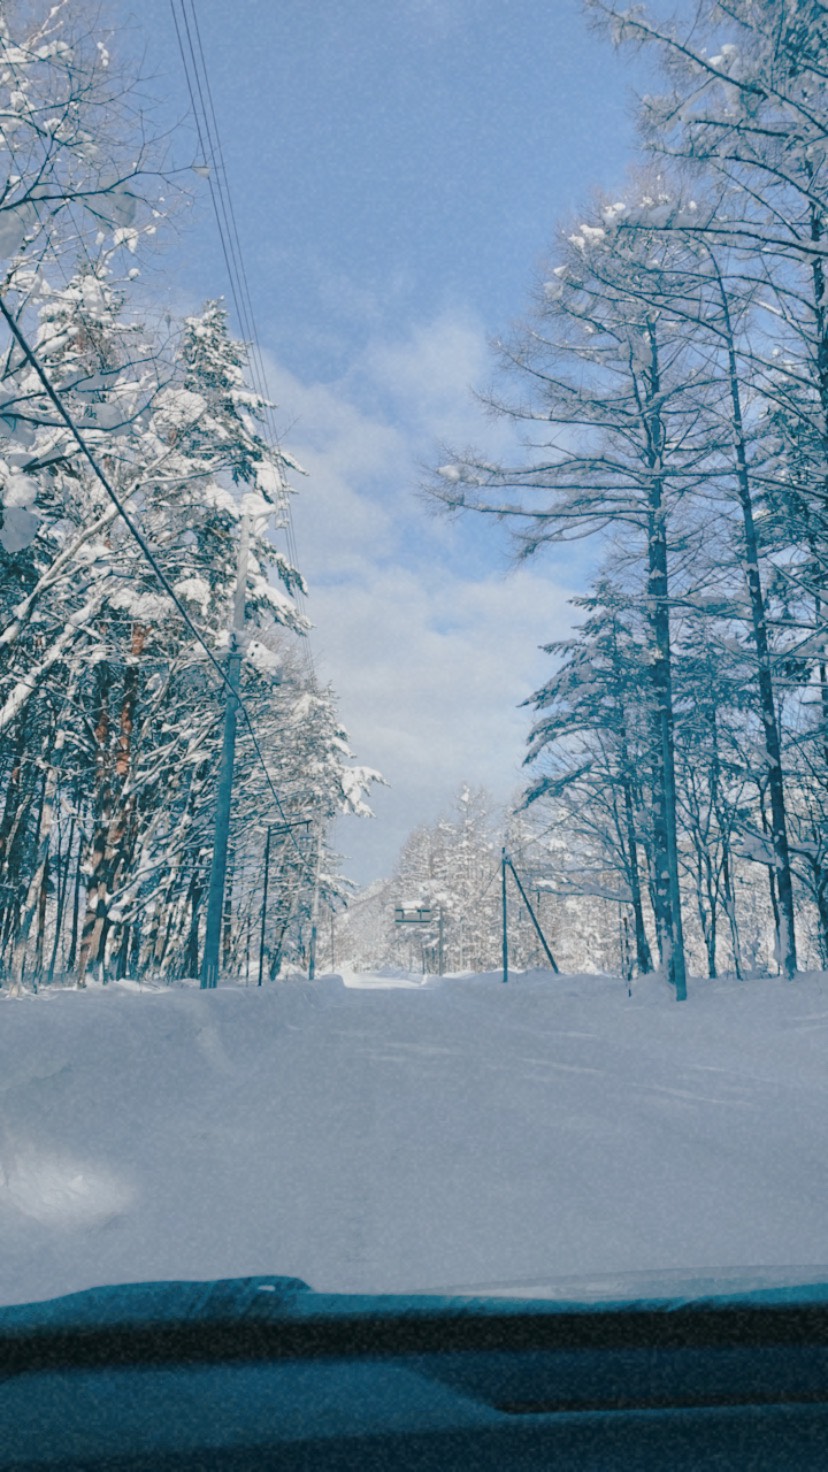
[263, 311, 582, 882]
[356, 310, 493, 442]
[265, 361, 401, 582]
[318, 563, 575, 869]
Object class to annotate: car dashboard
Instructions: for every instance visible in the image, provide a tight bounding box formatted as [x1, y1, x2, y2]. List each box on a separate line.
[3, 1273, 828, 1468]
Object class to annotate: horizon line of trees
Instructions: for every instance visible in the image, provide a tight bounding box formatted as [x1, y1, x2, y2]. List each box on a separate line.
[340, 782, 784, 980]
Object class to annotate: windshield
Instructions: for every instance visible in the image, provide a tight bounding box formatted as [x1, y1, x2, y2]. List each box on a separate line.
[1, 0, 828, 1313]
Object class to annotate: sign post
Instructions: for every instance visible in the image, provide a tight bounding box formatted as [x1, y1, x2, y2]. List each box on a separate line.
[394, 903, 439, 976]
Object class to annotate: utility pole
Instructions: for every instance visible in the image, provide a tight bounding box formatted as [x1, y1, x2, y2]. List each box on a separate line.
[504, 855, 559, 974]
[201, 514, 250, 989]
[257, 823, 272, 988]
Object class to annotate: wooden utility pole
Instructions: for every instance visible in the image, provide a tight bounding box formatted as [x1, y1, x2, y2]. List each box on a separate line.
[201, 514, 250, 989]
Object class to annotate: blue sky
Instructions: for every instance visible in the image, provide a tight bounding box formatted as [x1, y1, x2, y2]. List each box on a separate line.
[121, 0, 649, 882]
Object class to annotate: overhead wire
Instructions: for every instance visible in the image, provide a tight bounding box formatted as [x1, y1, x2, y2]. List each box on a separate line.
[186, 2, 309, 600]
[170, 0, 316, 686]
[170, 0, 324, 907]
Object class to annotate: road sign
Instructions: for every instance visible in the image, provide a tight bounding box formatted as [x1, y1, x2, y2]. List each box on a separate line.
[394, 905, 433, 925]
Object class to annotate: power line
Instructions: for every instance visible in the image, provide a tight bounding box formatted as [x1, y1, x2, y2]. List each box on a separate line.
[0, 294, 305, 861]
[183, 2, 307, 569]
[170, 0, 316, 687]
[170, 0, 322, 912]
[170, 3, 251, 360]
[171, 0, 328, 958]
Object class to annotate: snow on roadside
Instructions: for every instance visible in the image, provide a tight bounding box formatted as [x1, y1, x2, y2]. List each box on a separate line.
[2, 968, 828, 1307]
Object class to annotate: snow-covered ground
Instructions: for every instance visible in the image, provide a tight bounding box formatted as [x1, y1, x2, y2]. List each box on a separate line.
[2, 967, 828, 1308]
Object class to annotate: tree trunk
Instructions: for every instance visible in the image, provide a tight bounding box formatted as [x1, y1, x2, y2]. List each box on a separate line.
[47, 815, 74, 984]
[644, 323, 687, 1000]
[11, 683, 77, 990]
[0, 710, 34, 975]
[184, 867, 204, 979]
[648, 712, 673, 971]
[717, 273, 797, 978]
[809, 197, 828, 489]
[720, 845, 744, 981]
[77, 661, 112, 984]
[77, 626, 144, 983]
[66, 822, 83, 973]
[692, 839, 717, 980]
[615, 673, 654, 976]
[619, 773, 652, 974]
[757, 782, 782, 973]
[812, 865, 828, 969]
[34, 853, 49, 976]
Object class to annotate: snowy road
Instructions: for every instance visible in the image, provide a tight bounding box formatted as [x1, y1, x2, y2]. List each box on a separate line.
[2, 969, 828, 1306]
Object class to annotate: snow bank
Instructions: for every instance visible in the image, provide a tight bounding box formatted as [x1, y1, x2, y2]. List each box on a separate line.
[2, 969, 828, 1307]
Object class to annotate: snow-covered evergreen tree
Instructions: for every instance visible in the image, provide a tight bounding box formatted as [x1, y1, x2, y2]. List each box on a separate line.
[0, 8, 381, 990]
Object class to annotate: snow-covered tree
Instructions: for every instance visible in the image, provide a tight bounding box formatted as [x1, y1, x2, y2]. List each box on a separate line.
[385, 787, 501, 974]
[524, 582, 656, 975]
[429, 192, 729, 996]
[0, 7, 381, 990]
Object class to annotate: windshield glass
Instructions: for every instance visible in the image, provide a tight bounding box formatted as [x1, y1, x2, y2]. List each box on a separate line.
[2, 0, 828, 1312]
